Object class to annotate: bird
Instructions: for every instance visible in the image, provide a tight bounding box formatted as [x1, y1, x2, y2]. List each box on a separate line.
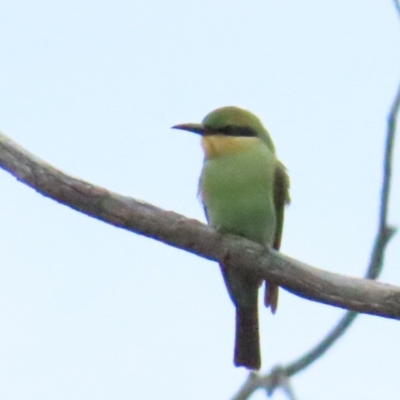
[172, 106, 290, 370]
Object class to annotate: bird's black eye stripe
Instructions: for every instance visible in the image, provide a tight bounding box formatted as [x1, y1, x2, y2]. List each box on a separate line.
[212, 125, 257, 137]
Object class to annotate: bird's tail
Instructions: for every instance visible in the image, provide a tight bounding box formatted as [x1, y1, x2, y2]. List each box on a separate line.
[234, 304, 261, 370]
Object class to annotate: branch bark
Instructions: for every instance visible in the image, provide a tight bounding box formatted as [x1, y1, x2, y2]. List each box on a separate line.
[0, 132, 398, 319]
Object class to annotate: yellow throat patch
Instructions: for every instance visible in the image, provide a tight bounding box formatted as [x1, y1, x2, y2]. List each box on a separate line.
[201, 136, 259, 159]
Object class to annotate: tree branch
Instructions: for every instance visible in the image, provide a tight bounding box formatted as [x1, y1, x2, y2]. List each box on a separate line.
[0, 131, 398, 318]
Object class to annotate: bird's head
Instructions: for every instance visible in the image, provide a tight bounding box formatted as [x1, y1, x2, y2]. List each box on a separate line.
[172, 106, 275, 158]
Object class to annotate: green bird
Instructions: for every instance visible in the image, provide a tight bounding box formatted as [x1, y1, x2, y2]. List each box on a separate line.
[172, 106, 290, 370]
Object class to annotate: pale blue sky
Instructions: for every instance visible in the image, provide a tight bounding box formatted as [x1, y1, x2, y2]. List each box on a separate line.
[1, 1, 400, 399]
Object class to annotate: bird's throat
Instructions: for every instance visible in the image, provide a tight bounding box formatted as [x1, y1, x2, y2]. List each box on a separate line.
[201, 136, 259, 159]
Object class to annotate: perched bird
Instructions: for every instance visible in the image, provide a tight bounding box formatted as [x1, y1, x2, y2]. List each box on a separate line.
[172, 106, 290, 370]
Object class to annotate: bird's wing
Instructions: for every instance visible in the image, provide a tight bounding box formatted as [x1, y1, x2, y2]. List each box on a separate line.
[272, 161, 291, 250]
[264, 161, 290, 312]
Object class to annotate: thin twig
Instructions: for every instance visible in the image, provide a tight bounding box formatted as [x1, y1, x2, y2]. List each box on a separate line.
[285, 311, 357, 376]
[285, 79, 400, 377]
[280, 380, 298, 400]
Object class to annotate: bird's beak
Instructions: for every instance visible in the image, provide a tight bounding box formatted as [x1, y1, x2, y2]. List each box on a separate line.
[171, 123, 206, 135]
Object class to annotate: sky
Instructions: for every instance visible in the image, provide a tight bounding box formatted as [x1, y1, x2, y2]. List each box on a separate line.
[0, 1, 400, 399]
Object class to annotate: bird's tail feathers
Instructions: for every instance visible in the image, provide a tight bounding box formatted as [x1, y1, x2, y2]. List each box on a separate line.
[234, 305, 261, 370]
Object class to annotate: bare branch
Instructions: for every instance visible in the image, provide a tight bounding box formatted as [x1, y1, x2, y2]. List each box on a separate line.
[0, 131, 399, 318]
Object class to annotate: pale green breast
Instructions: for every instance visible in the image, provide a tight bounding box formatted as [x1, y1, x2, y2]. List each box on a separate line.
[200, 142, 277, 246]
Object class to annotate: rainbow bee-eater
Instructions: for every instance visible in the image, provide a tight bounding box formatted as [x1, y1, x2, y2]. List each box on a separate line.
[172, 106, 290, 370]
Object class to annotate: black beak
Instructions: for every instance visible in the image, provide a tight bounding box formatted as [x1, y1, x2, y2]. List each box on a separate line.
[171, 123, 206, 135]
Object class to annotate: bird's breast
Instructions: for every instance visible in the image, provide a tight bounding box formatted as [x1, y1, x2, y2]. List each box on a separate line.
[200, 144, 277, 245]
